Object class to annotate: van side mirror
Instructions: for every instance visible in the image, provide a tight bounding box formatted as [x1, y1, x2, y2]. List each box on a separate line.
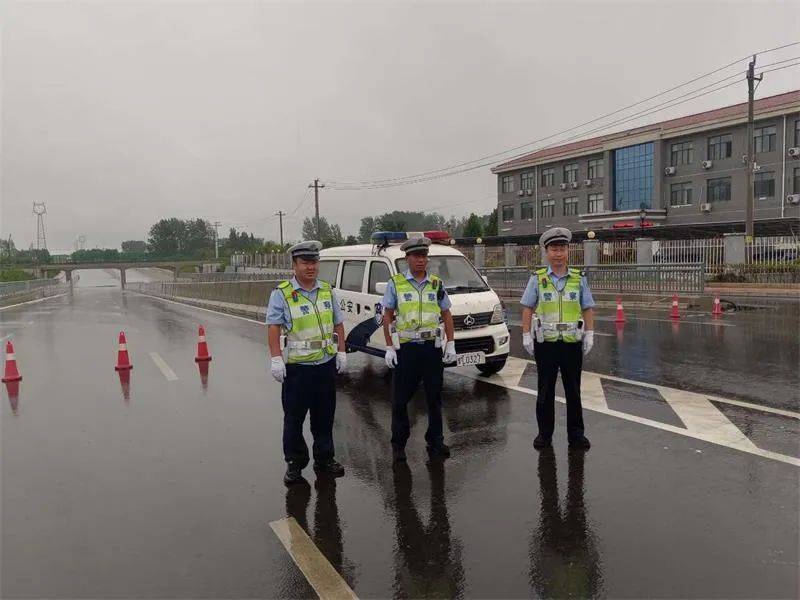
[375, 282, 388, 295]
[482, 275, 489, 284]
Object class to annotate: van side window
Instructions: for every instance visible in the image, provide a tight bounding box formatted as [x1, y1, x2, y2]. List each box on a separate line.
[340, 261, 366, 292]
[368, 261, 391, 295]
[317, 260, 340, 287]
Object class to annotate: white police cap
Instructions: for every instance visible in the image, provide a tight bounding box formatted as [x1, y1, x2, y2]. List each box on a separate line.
[400, 236, 431, 254]
[540, 227, 572, 248]
[288, 240, 322, 260]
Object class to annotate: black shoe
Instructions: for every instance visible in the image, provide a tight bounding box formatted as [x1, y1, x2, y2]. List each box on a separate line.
[313, 459, 345, 477]
[569, 436, 591, 450]
[284, 464, 305, 485]
[392, 446, 407, 463]
[426, 444, 451, 458]
[533, 435, 552, 449]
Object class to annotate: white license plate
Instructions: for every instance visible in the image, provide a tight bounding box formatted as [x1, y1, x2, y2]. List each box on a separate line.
[456, 351, 486, 366]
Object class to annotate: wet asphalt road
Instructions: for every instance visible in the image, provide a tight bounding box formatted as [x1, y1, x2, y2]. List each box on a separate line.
[1, 270, 798, 599]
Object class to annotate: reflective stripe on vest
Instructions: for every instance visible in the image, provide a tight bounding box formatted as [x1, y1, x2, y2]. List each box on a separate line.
[279, 281, 336, 363]
[392, 273, 442, 343]
[536, 267, 582, 343]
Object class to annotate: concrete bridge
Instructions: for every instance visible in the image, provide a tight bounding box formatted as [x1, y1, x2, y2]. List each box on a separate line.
[38, 261, 222, 288]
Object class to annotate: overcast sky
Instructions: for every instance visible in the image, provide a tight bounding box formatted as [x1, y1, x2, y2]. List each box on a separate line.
[2, 0, 798, 253]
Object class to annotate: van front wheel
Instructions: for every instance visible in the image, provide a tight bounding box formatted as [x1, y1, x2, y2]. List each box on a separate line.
[476, 358, 506, 376]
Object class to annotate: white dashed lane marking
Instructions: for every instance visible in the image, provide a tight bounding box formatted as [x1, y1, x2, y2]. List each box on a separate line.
[149, 352, 178, 381]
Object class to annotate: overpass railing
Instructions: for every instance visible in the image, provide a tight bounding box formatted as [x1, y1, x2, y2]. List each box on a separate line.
[479, 263, 706, 295]
[128, 279, 284, 307]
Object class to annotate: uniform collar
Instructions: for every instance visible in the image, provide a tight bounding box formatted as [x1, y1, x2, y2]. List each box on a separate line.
[403, 269, 429, 284]
[546, 265, 571, 278]
[291, 276, 320, 292]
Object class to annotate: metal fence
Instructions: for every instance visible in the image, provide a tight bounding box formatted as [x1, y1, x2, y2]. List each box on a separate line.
[0, 278, 67, 303]
[231, 252, 292, 271]
[746, 235, 800, 265]
[652, 238, 726, 274]
[129, 280, 282, 307]
[184, 271, 292, 283]
[480, 263, 705, 295]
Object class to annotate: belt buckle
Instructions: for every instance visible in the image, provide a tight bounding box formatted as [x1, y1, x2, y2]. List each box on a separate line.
[420, 331, 433, 340]
[309, 340, 322, 349]
[556, 323, 569, 332]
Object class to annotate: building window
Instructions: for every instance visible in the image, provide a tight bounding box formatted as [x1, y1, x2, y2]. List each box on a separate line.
[795, 120, 800, 147]
[540, 199, 555, 218]
[521, 172, 534, 191]
[707, 177, 731, 202]
[502, 204, 514, 221]
[587, 193, 604, 213]
[795, 167, 800, 194]
[587, 158, 604, 179]
[613, 142, 654, 211]
[670, 182, 692, 206]
[563, 163, 578, 184]
[753, 125, 776, 154]
[754, 171, 775, 198]
[708, 134, 733, 160]
[563, 196, 579, 216]
[501, 175, 514, 193]
[541, 168, 555, 187]
[670, 141, 694, 166]
[521, 202, 534, 220]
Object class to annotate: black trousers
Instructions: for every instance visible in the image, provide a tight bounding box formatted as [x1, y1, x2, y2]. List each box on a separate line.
[533, 340, 585, 441]
[282, 359, 336, 467]
[391, 341, 444, 449]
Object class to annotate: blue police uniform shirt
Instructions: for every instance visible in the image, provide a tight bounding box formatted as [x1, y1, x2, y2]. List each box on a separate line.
[382, 270, 452, 345]
[520, 266, 595, 310]
[266, 277, 343, 365]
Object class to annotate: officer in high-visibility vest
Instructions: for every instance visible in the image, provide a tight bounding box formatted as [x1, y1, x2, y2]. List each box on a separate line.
[267, 240, 348, 485]
[521, 228, 595, 450]
[382, 237, 456, 463]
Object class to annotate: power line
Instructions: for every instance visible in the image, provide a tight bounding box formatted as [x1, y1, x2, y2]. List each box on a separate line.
[324, 42, 800, 189]
[327, 74, 750, 191]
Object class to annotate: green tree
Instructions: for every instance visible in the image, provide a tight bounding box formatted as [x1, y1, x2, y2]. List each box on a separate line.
[344, 235, 358, 245]
[484, 208, 498, 236]
[148, 218, 187, 255]
[462, 213, 483, 238]
[121, 240, 147, 253]
[358, 216, 377, 242]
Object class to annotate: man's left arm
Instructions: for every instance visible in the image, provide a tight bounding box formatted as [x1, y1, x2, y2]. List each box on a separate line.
[580, 275, 596, 355]
[439, 285, 456, 361]
[331, 290, 346, 352]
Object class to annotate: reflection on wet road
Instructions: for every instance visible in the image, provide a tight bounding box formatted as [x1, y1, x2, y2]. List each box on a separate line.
[1, 271, 798, 598]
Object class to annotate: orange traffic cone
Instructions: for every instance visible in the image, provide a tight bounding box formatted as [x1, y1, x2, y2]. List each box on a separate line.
[712, 295, 723, 317]
[2, 340, 22, 383]
[615, 297, 626, 323]
[669, 295, 681, 320]
[115, 331, 133, 371]
[195, 325, 212, 362]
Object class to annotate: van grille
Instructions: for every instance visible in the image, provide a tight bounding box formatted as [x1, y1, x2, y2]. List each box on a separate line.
[453, 311, 493, 330]
[454, 337, 495, 355]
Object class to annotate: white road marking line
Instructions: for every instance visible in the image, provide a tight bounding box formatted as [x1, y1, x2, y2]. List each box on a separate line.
[0, 321, 35, 327]
[270, 517, 358, 600]
[0, 293, 69, 311]
[659, 388, 758, 452]
[149, 352, 178, 381]
[451, 357, 800, 467]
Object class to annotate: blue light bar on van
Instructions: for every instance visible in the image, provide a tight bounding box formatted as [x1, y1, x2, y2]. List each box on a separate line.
[371, 231, 408, 244]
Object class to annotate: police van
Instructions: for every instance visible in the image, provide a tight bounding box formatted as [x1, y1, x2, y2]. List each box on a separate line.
[318, 231, 510, 374]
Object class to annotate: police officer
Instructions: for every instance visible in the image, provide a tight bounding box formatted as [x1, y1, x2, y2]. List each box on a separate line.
[520, 228, 595, 450]
[267, 241, 348, 485]
[382, 237, 456, 463]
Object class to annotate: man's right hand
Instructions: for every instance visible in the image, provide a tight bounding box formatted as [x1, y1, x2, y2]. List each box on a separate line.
[270, 356, 286, 383]
[384, 347, 398, 369]
[522, 332, 535, 356]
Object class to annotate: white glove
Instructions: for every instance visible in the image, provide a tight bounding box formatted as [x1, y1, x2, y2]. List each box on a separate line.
[336, 351, 347, 373]
[522, 332, 535, 356]
[270, 356, 286, 383]
[384, 347, 398, 369]
[582, 331, 594, 356]
[443, 341, 457, 364]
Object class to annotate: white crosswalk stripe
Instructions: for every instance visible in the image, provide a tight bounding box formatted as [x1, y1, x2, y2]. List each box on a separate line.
[451, 356, 799, 467]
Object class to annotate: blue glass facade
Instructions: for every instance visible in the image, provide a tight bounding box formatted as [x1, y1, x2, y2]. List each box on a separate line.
[613, 142, 654, 210]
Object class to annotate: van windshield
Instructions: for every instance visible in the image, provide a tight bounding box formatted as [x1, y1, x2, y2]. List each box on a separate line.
[395, 256, 489, 294]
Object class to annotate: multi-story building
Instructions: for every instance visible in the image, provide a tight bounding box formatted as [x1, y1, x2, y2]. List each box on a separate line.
[492, 90, 800, 236]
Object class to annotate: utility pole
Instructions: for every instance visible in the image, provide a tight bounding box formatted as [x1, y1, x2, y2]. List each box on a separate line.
[745, 54, 762, 241]
[275, 211, 285, 246]
[212, 221, 221, 259]
[308, 178, 325, 240]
